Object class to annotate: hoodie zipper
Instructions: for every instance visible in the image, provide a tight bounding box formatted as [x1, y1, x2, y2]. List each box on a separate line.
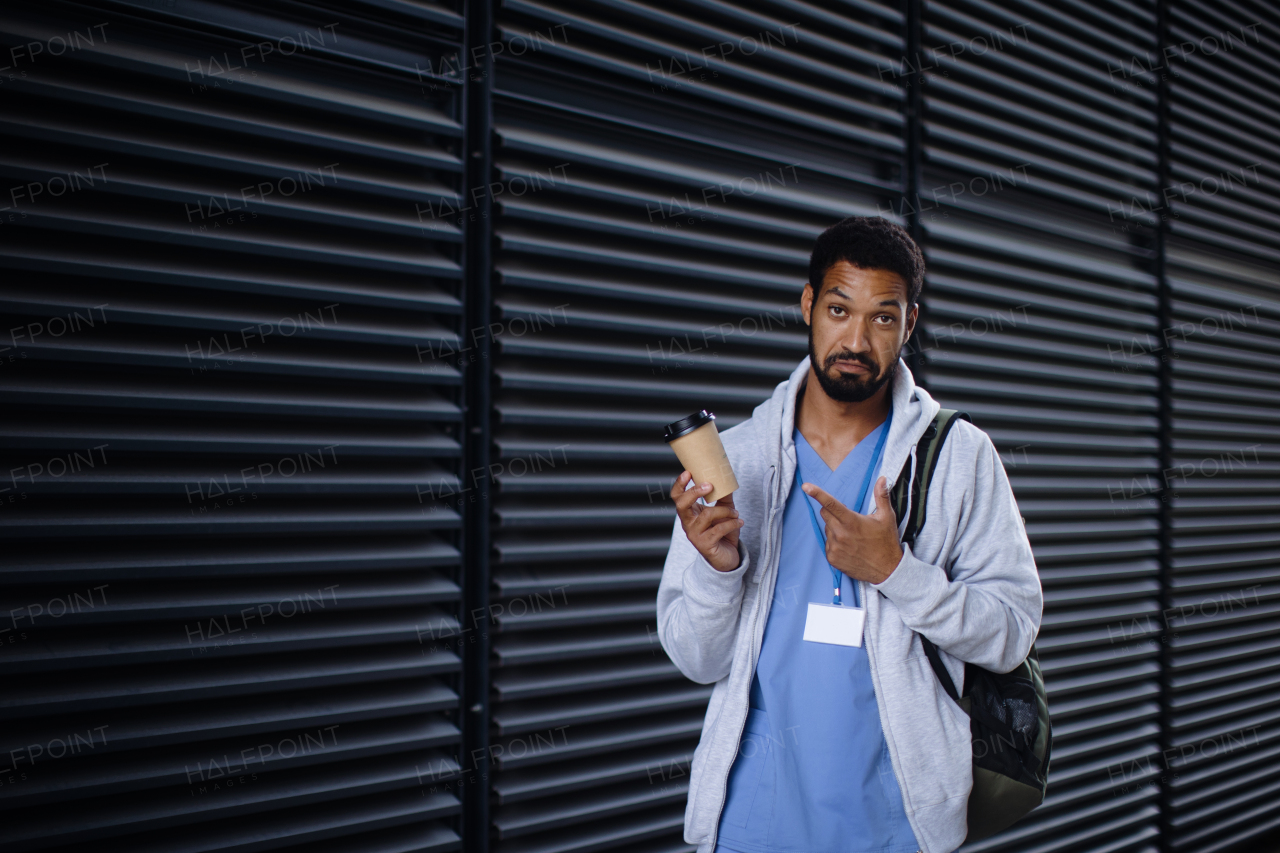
[708, 464, 780, 851]
[868, 609, 930, 853]
[869, 443, 930, 853]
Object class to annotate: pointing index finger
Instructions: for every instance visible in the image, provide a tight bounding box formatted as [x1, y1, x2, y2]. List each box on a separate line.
[800, 482, 851, 521]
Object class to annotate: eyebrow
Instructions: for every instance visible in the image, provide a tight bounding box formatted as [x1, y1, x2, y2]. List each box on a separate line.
[822, 287, 901, 309]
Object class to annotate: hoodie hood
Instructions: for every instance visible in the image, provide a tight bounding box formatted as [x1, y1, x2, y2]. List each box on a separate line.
[754, 355, 942, 505]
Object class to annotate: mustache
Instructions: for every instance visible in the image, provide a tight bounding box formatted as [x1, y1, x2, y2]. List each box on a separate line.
[822, 351, 878, 372]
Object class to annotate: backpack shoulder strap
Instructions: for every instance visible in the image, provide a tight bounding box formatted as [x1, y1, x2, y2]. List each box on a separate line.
[890, 407, 971, 704]
[892, 408, 971, 549]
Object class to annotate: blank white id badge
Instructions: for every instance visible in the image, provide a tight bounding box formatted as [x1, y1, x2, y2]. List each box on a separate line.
[803, 602, 865, 647]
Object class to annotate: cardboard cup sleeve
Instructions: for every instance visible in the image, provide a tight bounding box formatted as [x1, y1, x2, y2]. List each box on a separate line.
[664, 410, 739, 503]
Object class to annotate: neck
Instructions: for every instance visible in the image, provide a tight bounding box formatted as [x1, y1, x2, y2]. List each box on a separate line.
[795, 367, 892, 471]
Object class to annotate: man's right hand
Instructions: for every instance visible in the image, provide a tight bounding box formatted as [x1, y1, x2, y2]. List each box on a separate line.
[670, 471, 743, 572]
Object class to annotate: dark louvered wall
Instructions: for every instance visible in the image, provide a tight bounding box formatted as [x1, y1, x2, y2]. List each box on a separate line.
[1, 1, 1278, 853]
[0, 0, 468, 850]
[486, 1, 903, 850]
[1164, 247, 1280, 853]
[1164, 0, 1280, 850]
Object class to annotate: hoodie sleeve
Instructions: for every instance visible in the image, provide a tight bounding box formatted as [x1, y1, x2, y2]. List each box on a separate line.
[870, 421, 1043, 674]
[655, 510, 752, 685]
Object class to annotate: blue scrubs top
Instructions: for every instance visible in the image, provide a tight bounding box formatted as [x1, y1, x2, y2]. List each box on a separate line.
[715, 417, 920, 853]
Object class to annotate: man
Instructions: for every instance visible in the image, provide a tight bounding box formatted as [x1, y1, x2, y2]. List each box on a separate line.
[657, 216, 1043, 853]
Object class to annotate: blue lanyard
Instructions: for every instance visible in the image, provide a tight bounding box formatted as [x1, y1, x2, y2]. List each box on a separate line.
[797, 411, 892, 607]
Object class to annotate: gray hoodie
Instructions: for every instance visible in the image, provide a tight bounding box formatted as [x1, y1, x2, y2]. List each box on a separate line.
[657, 356, 1043, 853]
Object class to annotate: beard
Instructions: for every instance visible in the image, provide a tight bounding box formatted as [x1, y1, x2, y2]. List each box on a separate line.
[808, 327, 899, 403]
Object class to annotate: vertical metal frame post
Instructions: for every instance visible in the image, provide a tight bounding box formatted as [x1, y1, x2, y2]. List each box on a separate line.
[903, 0, 927, 381]
[1154, 1, 1174, 850]
[461, 0, 494, 849]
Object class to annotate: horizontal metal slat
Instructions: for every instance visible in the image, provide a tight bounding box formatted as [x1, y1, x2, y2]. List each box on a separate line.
[2, 752, 461, 851]
[1, 644, 462, 719]
[493, 711, 703, 776]
[494, 659, 680, 701]
[123, 792, 463, 853]
[492, 683, 713, 736]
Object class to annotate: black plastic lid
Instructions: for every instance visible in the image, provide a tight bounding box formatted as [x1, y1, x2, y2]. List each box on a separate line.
[663, 410, 715, 442]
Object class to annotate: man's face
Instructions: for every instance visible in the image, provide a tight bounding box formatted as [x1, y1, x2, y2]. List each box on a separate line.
[801, 260, 917, 403]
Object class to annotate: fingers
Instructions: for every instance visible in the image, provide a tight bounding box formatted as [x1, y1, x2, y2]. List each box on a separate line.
[801, 483, 850, 521]
[670, 472, 696, 523]
[669, 473, 741, 570]
[871, 475, 896, 520]
[671, 474, 713, 525]
[668, 471, 691, 503]
[672, 475, 714, 510]
[703, 516, 744, 543]
[688, 504, 738, 537]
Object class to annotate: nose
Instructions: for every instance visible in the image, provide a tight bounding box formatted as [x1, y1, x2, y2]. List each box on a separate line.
[841, 316, 873, 354]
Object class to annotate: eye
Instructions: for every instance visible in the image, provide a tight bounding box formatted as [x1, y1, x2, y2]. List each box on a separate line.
[829, 304, 846, 317]
[874, 314, 895, 325]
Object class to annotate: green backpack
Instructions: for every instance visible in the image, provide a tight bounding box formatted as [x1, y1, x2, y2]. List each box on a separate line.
[889, 408, 1052, 842]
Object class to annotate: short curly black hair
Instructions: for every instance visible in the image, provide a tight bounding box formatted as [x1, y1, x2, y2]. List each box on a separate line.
[808, 216, 925, 308]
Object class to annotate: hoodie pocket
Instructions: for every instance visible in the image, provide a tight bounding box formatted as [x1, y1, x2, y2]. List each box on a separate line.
[718, 708, 775, 831]
[893, 655, 974, 811]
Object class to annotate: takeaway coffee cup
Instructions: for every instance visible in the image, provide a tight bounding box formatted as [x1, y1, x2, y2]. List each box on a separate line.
[664, 410, 739, 503]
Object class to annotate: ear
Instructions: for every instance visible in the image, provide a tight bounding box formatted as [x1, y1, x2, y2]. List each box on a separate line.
[801, 282, 814, 327]
[904, 301, 918, 343]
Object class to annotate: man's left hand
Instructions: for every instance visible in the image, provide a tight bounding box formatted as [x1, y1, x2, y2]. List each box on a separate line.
[800, 476, 904, 585]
